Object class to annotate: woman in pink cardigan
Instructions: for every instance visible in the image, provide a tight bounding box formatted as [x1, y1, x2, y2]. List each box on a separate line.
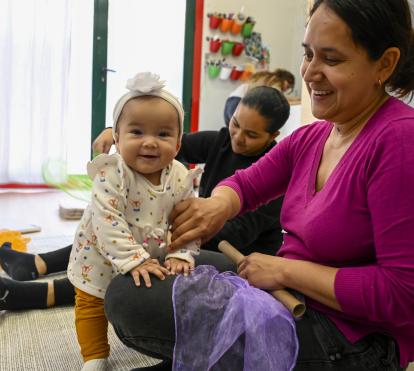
[166, 1, 414, 370]
[105, 0, 414, 370]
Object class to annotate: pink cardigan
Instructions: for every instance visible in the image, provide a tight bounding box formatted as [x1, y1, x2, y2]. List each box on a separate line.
[220, 97, 414, 366]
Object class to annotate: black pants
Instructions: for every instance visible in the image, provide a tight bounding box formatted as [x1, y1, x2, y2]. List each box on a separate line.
[104, 251, 404, 370]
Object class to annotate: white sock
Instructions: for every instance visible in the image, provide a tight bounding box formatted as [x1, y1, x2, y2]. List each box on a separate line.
[81, 358, 108, 371]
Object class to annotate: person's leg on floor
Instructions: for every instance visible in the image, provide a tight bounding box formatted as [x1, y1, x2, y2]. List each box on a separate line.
[0, 276, 75, 310]
[105, 250, 234, 356]
[294, 308, 404, 371]
[0, 276, 48, 309]
[129, 360, 172, 371]
[105, 250, 235, 370]
[105, 273, 175, 360]
[0, 243, 72, 281]
[38, 245, 72, 274]
[53, 278, 76, 306]
[0, 242, 39, 280]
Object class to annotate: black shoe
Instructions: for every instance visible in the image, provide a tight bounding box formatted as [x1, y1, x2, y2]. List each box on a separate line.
[130, 359, 172, 371]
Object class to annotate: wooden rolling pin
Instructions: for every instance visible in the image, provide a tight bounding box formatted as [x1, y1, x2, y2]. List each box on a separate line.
[218, 240, 306, 318]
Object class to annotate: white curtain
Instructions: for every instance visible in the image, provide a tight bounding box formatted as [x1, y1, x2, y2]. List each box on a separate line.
[0, 0, 90, 183]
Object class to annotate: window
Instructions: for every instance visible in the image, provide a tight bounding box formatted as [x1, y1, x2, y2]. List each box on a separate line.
[0, 0, 94, 182]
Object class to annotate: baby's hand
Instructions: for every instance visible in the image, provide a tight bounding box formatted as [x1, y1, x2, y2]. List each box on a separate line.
[130, 258, 170, 288]
[164, 258, 194, 276]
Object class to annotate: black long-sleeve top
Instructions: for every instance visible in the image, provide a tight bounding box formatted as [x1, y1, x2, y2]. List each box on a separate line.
[177, 127, 283, 255]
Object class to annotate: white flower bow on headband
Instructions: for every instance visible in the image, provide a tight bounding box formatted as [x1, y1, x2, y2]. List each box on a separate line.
[112, 72, 185, 140]
[126, 72, 166, 94]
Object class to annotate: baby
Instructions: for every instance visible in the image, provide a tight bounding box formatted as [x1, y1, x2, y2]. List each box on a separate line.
[67, 72, 201, 371]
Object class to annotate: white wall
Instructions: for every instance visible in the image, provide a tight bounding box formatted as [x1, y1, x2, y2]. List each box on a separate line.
[105, 0, 186, 126]
[198, 0, 307, 132]
[279, 104, 302, 140]
[66, 1, 94, 174]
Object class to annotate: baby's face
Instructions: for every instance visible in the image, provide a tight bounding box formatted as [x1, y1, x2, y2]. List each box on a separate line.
[115, 96, 181, 185]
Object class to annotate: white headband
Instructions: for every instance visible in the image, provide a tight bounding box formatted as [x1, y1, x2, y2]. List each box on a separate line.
[112, 72, 184, 139]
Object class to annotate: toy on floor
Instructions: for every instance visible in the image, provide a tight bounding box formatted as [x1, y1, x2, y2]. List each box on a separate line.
[0, 230, 30, 252]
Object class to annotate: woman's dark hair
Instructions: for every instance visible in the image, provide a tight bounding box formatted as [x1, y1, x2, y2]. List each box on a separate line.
[310, 0, 414, 98]
[241, 86, 290, 133]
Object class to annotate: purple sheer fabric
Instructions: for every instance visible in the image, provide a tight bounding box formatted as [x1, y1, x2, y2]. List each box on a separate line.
[172, 265, 298, 371]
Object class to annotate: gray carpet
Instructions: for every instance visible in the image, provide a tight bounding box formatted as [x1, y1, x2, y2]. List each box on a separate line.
[0, 305, 158, 371]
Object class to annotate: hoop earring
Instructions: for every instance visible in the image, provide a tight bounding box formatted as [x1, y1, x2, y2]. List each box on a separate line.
[378, 79, 382, 88]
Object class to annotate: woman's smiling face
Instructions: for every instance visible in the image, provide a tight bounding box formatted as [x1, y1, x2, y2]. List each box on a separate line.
[229, 103, 277, 156]
[300, 4, 383, 124]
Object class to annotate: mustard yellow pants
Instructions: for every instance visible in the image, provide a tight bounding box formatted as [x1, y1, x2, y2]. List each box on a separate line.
[75, 288, 110, 361]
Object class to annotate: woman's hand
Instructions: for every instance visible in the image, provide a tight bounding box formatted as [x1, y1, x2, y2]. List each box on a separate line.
[169, 191, 237, 251]
[164, 257, 194, 276]
[130, 258, 170, 288]
[238, 253, 287, 291]
[238, 253, 342, 310]
[92, 127, 114, 156]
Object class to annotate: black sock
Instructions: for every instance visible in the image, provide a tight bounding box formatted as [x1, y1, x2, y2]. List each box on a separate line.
[0, 242, 38, 281]
[130, 360, 172, 371]
[53, 278, 75, 306]
[38, 245, 72, 274]
[0, 276, 48, 310]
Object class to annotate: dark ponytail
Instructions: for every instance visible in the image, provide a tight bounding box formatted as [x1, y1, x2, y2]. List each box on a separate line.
[241, 86, 290, 133]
